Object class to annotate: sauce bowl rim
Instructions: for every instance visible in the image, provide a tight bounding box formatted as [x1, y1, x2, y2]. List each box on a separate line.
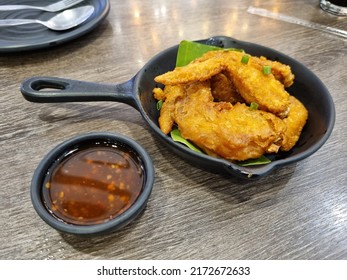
[30, 132, 154, 237]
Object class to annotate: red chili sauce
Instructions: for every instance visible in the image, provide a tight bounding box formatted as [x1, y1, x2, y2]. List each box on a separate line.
[42, 140, 145, 225]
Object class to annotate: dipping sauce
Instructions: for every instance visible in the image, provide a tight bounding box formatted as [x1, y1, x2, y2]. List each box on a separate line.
[42, 140, 145, 225]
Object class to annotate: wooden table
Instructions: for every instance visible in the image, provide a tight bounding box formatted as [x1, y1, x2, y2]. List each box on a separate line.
[1, 0, 346, 260]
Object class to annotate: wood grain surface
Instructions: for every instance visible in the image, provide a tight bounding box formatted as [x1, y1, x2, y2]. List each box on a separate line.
[0, 0, 346, 260]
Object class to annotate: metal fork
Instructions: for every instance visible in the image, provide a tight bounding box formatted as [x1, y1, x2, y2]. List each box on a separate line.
[0, 0, 85, 12]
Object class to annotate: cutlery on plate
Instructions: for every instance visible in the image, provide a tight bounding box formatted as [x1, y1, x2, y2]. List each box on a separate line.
[0, 0, 85, 12]
[0, 5, 94, 31]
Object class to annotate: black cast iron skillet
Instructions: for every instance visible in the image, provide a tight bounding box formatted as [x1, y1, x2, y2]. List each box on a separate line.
[21, 36, 335, 179]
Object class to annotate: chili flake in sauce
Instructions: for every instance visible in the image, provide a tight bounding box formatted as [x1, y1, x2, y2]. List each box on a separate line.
[42, 140, 145, 225]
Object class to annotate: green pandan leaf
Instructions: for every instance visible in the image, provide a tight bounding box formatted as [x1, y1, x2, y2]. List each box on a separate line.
[237, 155, 271, 166]
[176, 40, 243, 67]
[176, 40, 222, 67]
[170, 129, 203, 154]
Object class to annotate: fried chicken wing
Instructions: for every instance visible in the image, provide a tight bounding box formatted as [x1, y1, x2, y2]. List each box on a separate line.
[154, 55, 225, 85]
[225, 62, 290, 118]
[169, 82, 286, 161]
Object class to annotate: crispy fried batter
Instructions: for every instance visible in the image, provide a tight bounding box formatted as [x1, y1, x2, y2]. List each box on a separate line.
[154, 55, 225, 85]
[171, 82, 286, 161]
[280, 96, 308, 151]
[153, 87, 166, 101]
[255, 56, 295, 87]
[155, 50, 291, 118]
[153, 85, 185, 134]
[188, 50, 295, 87]
[211, 72, 244, 103]
[153, 50, 307, 161]
[225, 62, 290, 118]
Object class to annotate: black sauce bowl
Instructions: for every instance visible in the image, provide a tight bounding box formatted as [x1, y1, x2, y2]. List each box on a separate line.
[30, 132, 154, 237]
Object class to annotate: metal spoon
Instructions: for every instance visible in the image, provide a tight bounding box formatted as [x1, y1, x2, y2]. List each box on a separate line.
[0, 0, 86, 13]
[0, 5, 94, 31]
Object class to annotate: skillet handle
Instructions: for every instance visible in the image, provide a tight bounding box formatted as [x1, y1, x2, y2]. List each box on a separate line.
[20, 76, 140, 110]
